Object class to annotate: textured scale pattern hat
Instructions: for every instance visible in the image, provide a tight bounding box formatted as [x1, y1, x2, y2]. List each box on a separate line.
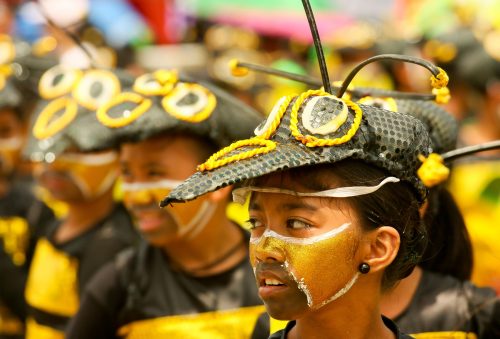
[161, 89, 438, 206]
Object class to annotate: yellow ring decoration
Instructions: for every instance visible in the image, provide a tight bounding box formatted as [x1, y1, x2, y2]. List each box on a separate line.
[39, 66, 83, 100]
[290, 90, 363, 147]
[358, 96, 398, 112]
[430, 67, 449, 89]
[229, 59, 249, 77]
[96, 92, 152, 128]
[0, 34, 15, 64]
[0, 74, 5, 91]
[198, 137, 277, 172]
[33, 97, 78, 139]
[133, 70, 178, 96]
[162, 83, 216, 123]
[72, 69, 121, 110]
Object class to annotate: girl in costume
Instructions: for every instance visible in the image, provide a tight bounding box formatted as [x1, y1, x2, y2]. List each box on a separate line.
[22, 64, 139, 339]
[161, 4, 466, 334]
[66, 70, 265, 338]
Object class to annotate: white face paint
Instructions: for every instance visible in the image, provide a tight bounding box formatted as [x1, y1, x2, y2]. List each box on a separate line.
[122, 179, 216, 239]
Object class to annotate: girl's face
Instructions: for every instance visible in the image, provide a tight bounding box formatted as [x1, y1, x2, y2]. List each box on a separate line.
[248, 174, 362, 320]
[120, 135, 217, 247]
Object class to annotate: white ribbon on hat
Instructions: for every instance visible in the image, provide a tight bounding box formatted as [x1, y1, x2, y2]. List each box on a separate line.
[232, 176, 401, 204]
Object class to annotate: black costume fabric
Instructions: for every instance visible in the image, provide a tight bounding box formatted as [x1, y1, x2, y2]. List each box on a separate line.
[267, 316, 414, 339]
[66, 230, 264, 339]
[395, 270, 500, 338]
[24, 203, 138, 338]
[0, 180, 55, 339]
[251, 270, 500, 339]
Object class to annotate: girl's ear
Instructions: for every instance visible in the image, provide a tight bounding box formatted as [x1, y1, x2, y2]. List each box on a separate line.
[207, 184, 233, 203]
[362, 226, 400, 273]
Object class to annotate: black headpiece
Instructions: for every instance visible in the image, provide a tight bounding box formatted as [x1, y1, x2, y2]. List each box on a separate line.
[94, 69, 264, 148]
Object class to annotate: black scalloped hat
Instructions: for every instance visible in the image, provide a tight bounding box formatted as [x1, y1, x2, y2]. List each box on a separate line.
[0, 34, 57, 113]
[23, 65, 134, 162]
[93, 69, 264, 148]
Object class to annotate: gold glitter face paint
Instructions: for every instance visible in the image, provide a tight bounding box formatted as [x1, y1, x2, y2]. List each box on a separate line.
[37, 151, 119, 199]
[250, 222, 359, 310]
[122, 180, 216, 239]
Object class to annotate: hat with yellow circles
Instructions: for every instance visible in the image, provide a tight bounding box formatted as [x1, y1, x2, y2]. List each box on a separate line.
[24, 64, 134, 162]
[94, 69, 264, 148]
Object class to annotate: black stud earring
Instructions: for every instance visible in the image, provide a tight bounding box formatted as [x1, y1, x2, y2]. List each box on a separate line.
[358, 263, 370, 274]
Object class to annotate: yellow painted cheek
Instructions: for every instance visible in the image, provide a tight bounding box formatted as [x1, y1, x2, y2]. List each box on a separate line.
[69, 162, 118, 197]
[123, 187, 171, 207]
[166, 197, 206, 226]
[287, 232, 356, 306]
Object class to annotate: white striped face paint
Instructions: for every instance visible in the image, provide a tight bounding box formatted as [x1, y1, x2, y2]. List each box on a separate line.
[122, 179, 216, 240]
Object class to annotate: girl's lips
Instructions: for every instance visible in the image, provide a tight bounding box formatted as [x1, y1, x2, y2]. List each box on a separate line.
[135, 215, 165, 232]
[255, 265, 292, 299]
[259, 284, 289, 299]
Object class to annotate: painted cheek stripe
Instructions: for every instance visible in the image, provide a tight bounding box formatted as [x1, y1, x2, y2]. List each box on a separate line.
[250, 222, 351, 245]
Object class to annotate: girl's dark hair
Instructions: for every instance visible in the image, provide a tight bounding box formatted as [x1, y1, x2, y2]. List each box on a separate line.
[250, 159, 427, 290]
[420, 187, 473, 280]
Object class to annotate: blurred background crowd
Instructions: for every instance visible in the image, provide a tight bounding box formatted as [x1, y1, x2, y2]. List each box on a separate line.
[0, 0, 499, 338]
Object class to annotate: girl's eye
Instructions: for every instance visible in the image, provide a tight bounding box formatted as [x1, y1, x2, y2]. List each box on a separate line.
[286, 219, 311, 230]
[245, 218, 264, 230]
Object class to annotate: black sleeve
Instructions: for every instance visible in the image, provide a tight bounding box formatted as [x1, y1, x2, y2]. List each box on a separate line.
[251, 312, 271, 339]
[66, 260, 126, 339]
[0, 250, 28, 319]
[465, 282, 500, 338]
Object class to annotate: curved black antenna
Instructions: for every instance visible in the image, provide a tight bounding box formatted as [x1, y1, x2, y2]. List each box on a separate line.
[36, 3, 98, 68]
[233, 60, 436, 100]
[235, 61, 321, 87]
[337, 54, 444, 98]
[442, 140, 500, 162]
[301, 0, 332, 94]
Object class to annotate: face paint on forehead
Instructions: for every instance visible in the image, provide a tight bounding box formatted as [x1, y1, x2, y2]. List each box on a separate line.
[250, 222, 360, 309]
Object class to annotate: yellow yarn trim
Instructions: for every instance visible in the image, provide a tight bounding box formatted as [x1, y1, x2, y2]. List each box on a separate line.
[432, 87, 451, 104]
[33, 97, 78, 139]
[39, 67, 83, 100]
[229, 59, 249, 77]
[161, 83, 216, 123]
[197, 137, 276, 172]
[96, 92, 152, 128]
[417, 153, 450, 187]
[290, 90, 363, 147]
[430, 67, 449, 89]
[72, 69, 121, 111]
[256, 95, 294, 139]
[133, 70, 178, 96]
